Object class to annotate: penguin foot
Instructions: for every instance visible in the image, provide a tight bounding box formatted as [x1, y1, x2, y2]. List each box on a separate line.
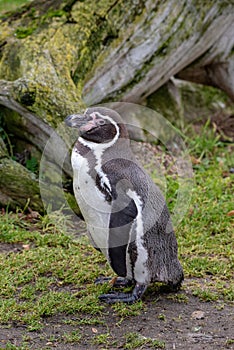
[99, 284, 147, 304]
[95, 276, 133, 288]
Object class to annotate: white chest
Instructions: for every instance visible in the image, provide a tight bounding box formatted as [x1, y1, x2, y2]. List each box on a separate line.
[71, 149, 111, 255]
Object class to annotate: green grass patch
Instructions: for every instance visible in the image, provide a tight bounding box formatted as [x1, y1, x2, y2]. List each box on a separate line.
[166, 293, 189, 303]
[149, 126, 233, 302]
[124, 332, 165, 349]
[0, 212, 110, 330]
[62, 330, 82, 343]
[177, 157, 233, 281]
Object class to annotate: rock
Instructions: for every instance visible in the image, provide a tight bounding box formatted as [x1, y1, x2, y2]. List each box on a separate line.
[191, 310, 205, 320]
[146, 78, 234, 124]
[188, 332, 213, 343]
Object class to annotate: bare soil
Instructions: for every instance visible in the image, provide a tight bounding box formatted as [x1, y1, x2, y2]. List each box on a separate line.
[0, 244, 233, 350]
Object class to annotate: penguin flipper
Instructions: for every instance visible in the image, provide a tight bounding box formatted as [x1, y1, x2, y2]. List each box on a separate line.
[99, 283, 147, 304]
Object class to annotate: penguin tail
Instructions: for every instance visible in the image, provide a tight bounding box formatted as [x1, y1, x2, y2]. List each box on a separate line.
[168, 271, 184, 292]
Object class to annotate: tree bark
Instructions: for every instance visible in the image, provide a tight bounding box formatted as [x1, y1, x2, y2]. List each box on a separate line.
[82, 1, 234, 104]
[0, 0, 233, 210]
[0, 136, 43, 210]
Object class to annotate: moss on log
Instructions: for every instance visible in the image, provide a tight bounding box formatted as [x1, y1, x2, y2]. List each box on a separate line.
[0, 0, 233, 211]
[0, 153, 43, 211]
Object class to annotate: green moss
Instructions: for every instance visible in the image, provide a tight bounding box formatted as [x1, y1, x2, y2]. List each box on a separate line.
[15, 26, 35, 38]
[72, 0, 146, 85]
[0, 136, 8, 158]
[147, 84, 183, 124]
[43, 9, 67, 19]
[0, 158, 43, 211]
[1, 0, 85, 120]
[199, 85, 230, 106]
[84, 1, 231, 105]
[180, 82, 234, 121]
[71, 1, 113, 84]
[0, 42, 22, 80]
[0, 107, 28, 148]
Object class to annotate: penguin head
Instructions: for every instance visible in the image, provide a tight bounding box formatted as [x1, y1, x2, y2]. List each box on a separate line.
[65, 107, 129, 144]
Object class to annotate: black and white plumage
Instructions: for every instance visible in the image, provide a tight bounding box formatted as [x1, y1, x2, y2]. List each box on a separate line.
[65, 107, 183, 303]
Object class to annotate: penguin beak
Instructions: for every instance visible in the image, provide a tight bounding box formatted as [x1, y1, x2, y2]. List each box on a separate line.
[65, 112, 105, 132]
[64, 114, 85, 128]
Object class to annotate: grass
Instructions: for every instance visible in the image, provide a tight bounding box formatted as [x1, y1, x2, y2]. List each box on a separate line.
[124, 332, 165, 349]
[0, 213, 109, 331]
[177, 125, 233, 301]
[0, 122, 233, 348]
[0, 0, 32, 14]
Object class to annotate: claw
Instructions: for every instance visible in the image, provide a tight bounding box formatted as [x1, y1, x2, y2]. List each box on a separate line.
[99, 284, 147, 304]
[95, 276, 133, 288]
[95, 276, 113, 285]
[112, 277, 133, 288]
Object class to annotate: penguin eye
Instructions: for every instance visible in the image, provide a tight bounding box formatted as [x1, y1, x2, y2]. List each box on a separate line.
[97, 119, 105, 126]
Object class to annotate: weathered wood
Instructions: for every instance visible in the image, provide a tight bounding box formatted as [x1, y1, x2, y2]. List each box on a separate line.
[82, 1, 234, 104]
[0, 0, 233, 210]
[0, 79, 72, 177]
[0, 80, 77, 211]
[0, 143, 43, 211]
[176, 20, 234, 101]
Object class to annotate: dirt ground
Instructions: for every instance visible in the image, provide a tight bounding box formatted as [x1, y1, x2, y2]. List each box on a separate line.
[0, 280, 233, 349]
[0, 296, 233, 350]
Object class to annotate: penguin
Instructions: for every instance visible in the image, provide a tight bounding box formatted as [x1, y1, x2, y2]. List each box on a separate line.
[65, 107, 184, 304]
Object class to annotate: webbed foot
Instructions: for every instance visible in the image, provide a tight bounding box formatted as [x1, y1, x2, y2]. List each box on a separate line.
[99, 284, 147, 304]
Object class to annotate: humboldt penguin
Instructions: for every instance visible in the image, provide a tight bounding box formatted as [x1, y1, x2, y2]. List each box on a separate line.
[65, 107, 183, 304]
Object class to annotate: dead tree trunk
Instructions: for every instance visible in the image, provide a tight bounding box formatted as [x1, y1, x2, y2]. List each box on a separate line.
[0, 0, 233, 210]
